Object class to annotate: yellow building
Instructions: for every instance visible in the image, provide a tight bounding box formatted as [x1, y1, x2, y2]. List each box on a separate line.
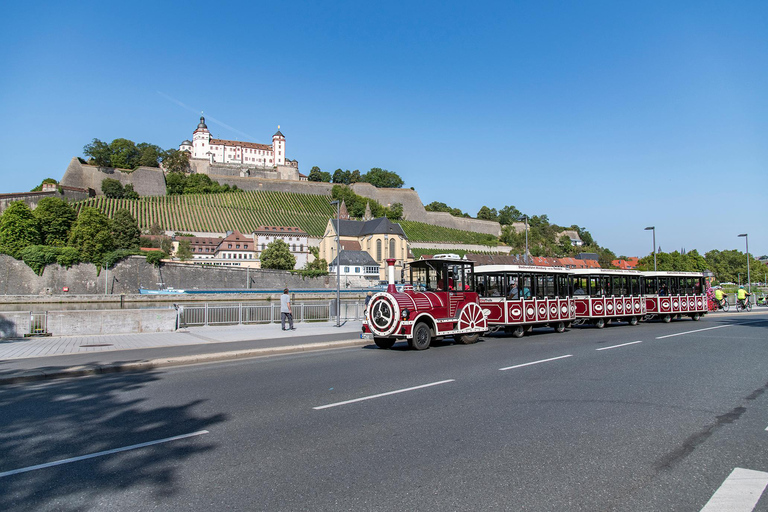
[319, 217, 412, 282]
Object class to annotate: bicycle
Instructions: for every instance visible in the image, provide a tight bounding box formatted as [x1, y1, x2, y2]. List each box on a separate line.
[715, 297, 730, 312]
[736, 298, 752, 313]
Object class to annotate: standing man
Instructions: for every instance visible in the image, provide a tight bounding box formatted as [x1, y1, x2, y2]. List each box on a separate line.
[281, 288, 295, 331]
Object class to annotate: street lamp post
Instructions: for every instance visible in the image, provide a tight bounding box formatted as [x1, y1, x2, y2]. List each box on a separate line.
[644, 226, 656, 271]
[330, 200, 341, 327]
[738, 233, 750, 300]
[522, 215, 529, 264]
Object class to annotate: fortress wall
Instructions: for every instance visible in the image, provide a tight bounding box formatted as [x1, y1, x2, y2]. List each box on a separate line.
[0, 188, 91, 215]
[60, 158, 167, 197]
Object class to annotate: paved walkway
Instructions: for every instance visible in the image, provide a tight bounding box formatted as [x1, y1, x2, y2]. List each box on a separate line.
[0, 321, 366, 384]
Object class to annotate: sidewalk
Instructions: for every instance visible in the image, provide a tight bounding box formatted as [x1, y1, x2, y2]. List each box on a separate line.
[0, 321, 367, 385]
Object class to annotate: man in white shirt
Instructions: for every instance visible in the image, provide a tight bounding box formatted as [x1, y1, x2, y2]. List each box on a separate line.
[280, 288, 295, 331]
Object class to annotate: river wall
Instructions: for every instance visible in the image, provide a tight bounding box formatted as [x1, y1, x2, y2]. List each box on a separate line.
[0, 255, 365, 297]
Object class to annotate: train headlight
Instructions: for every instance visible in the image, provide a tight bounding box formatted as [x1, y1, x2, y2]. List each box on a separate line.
[402, 308, 410, 320]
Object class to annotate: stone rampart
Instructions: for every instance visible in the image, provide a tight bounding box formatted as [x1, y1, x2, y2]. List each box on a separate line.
[0, 187, 91, 215]
[0, 255, 345, 296]
[60, 158, 167, 197]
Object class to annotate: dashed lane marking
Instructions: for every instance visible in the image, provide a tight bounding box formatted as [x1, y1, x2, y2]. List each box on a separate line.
[0, 430, 210, 479]
[596, 341, 643, 351]
[656, 325, 732, 339]
[499, 355, 573, 371]
[313, 380, 455, 410]
[700, 467, 768, 512]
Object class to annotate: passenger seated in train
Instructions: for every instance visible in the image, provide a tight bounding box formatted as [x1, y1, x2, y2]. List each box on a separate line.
[509, 280, 520, 299]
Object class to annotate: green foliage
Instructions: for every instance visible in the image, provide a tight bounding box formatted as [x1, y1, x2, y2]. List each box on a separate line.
[55, 247, 80, 268]
[636, 249, 708, 272]
[145, 251, 166, 266]
[19, 245, 82, 275]
[162, 149, 191, 174]
[361, 167, 404, 188]
[111, 209, 141, 250]
[103, 249, 144, 268]
[176, 239, 192, 260]
[386, 203, 403, 221]
[424, 201, 469, 218]
[102, 178, 125, 198]
[68, 206, 115, 265]
[308, 166, 332, 182]
[30, 178, 58, 192]
[698, 249, 764, 284]
[304, 257, 328, 272]
[84, 138, 165, 170]
[260, 239, 296, 270]
[166, 173, 235, 195]
[498, 205, 523, 225]
[477, 206, 498, 221]
[0, 201, 42, 258]
[34, 197, 77, 246]
[137, 143, 164, 167]
[331, 185, 387, 218]
[83, 138, 112, 167]
[292, 268, 329, 278]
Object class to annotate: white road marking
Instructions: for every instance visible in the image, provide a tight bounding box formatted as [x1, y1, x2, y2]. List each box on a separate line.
[656, 325, 732, 339]
[499, 355, 573, 371]
[596, 340, 643, 351]
[0, 430, 209, 479]
[700, 467, 768, 512]
[313, 380, 455, 410]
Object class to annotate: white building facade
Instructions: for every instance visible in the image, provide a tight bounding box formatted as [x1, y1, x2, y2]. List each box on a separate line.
[180, 116, 293, 168]
[253, 226, 309, 269]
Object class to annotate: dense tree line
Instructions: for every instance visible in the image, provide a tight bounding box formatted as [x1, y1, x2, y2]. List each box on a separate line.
[636, 249, 766, 285]
[0, 198, 160, 274]
[165, 173, 239, 195]
[331, 185, 403, 221]
[308, 167, 405, 188]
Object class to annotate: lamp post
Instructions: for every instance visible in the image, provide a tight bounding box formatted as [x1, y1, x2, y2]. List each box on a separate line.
[330, 200, 341, 327]
[522, 215, 529, 264]
[644, 226, 656, 271]
[738, 233, 750, 299]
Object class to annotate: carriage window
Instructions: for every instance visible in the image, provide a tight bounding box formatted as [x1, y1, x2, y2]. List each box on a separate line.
[613, 276, 628, 296]
[588, 276, 604, 297]
[447, 264, 468, 291]
[573, 277, 587, 295]
[643, 277, 658, 295]
[506, 273, 519, 299]
[556, 274, 570, 297]
[535, 274, 556, 299]
[485, 275, 504, 297]
[520, 274, 533, 299]
[694, 278, 703, 295]
[411, 265, 443, 292]
[630, 276, 640, 296]
[657, 277, 671, 295]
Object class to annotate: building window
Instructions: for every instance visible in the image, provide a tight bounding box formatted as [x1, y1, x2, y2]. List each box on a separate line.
[355, 267, 361, 273]
[376, 240, 382, 261]
[344, 267, 350, 273]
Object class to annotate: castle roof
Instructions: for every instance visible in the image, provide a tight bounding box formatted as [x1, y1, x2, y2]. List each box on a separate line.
[195, 116, 208, 131]
[332, 217, 406, 238]
[273, 128, 284, 138]
[210, 139, 272, 151]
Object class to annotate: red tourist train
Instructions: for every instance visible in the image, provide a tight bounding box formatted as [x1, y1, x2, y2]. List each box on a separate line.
[362, 256, 709, 350]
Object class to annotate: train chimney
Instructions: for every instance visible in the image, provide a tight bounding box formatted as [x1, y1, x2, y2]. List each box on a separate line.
[386, 258, 397, 293]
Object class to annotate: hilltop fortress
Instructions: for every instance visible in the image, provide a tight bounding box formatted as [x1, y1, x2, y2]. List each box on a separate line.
[53, 117, 506, 237]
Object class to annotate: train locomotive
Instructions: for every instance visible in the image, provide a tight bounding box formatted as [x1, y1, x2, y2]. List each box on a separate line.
[363, 257, 487, 350]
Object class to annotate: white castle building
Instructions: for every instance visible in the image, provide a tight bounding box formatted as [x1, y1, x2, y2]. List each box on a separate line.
[179, 116, 299, 171]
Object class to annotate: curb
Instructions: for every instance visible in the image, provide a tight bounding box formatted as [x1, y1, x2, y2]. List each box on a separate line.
[0, 338, 369, 386]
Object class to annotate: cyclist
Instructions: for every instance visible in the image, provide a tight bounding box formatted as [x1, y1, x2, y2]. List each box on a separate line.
[714, 287, 727, 309]
[736, 286, 751, 309]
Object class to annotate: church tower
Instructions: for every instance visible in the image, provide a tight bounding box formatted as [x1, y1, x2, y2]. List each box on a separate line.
[192, 115, 212, 161]
[272, 126, 285, 166]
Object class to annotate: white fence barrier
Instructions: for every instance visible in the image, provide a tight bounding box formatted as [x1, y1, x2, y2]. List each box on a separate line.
[178, 301, 365, 327]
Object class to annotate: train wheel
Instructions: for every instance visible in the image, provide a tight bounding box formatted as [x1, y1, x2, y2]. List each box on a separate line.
[412, 323, 432, 350]
[457, 333, 480, 344]
[374, 337, 395, 349]
[594, 318, 605, 329]
[554, 322, 566, 333]
[662, 314, 672, 323]
[691, 313, 701, 321]
[629, 316, 638, 326]
[512, 326, 525, 338]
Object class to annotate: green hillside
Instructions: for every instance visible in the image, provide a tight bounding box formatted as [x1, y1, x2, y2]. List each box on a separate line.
[75, 191, 336, 236]
[74, 191, 501, 244]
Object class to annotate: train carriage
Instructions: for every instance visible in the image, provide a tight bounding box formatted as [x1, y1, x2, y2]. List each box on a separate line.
[570, 268, 646, 328]
[641, 271, 708, 322]
[474, 265, 575, 337]
[362, 257, 487, 350]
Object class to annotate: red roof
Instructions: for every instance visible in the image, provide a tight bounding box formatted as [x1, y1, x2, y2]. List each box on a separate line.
[210, 139, 272, 151]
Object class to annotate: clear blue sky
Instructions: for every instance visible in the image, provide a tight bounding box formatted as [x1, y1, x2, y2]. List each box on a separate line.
[1, 1, 765, 259]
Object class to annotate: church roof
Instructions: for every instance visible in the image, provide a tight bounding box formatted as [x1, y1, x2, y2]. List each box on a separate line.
[273, 129, 284, 138]
[331, 217, 406, 238]
[329, 250, 379, 267]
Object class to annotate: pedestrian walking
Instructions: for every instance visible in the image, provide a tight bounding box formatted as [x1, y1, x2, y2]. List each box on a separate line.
[365, 291, 373, 307]
[281, 288, 295, 330]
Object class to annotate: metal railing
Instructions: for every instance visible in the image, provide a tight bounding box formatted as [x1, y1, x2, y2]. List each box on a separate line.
[29, 312, 47, 335]
[178, 301, 365, 328]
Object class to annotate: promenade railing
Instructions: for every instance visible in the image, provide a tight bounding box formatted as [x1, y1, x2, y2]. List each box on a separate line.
[177, 300, 365, 327]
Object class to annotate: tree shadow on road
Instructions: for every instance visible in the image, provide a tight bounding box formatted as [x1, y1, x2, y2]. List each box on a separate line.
[0, 370, 227, 511]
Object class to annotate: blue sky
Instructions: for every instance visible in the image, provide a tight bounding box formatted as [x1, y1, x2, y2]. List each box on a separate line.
[1, 1, 765, 259]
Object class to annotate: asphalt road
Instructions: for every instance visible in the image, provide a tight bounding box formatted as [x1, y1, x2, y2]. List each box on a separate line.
[1, 311, 767, 511]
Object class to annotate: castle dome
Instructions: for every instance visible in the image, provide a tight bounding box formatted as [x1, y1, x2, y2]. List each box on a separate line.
[181, 140, 192, 146]
[197, 116, 208, 130]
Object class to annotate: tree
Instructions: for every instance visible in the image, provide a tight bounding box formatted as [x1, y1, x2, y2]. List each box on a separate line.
[162, 149, 191, 174]
[165, 172, 185, 195]
[176, 239, 192, 261]
[304, 257, 328, 272]
[145, 251, 166, 266]
[109, 138, 140, 169]
[361, 168, 404, 188]
[83, 138, 112, 167]
[498, 205, 523, 225]
[0, 201, 42, 258]
[68, 207, 115, 265]
[112, 209, 141, 250]
[477, 206, 498, 221]
[30, 178, 58, 192]
[260, 239, 296, 270]
[33, 197, 78, 246]
[101, 178, 125, 198]
[136, 143, 163, 167]
[123, 184, 139, 199]
[386, 202, 404, 220]
[332, 169, 351, 184]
